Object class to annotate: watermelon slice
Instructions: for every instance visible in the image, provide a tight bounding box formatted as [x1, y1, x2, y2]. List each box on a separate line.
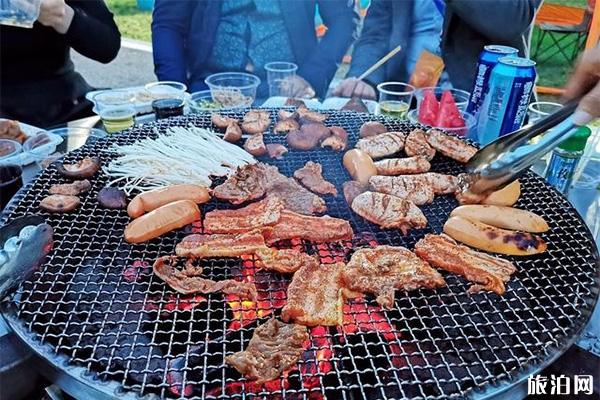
[417, 89, 439, 126]
[436, 90, 465, 128]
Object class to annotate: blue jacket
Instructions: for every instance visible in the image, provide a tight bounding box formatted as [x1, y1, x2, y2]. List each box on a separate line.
[152, 0, 357, 97]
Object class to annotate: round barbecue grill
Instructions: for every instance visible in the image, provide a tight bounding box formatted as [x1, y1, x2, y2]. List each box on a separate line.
[1, 110, 598, 400]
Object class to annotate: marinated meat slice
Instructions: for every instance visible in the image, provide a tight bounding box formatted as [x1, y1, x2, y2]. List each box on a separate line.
[293, 161, 337, 196]
[266, 143, 288, 159]
[424, 172, 460, 194]
[285, 98, 307, 107]
[286, 123, 330, 150]
[296, 106, 327, 123]
[261, 209, 353, 245]
[343, 181, 368, 206]
[225, 318, 308, 383]
[212, 113, 239, 129]
[153, 256, 258, 300]
[204, 196, 285, 234]
[355, 131, 405, 159]
[359, 121, 387, 138]
[274, 119, 299, 134]
[281, 261, 345, 326]
[404, 128, 436, 160]
[256, 249, 320, 274]
[342, 97, 369, 113]
[426, 128, 477, 163]
[244, 134, 267, 156]
[321, 126, 348, 151]
[176, 231, 268, 258]
[414, 234, 517, 295]
[351, 191, 427, 235]
[224, 123, 243, 143]
[342, 246, 445, 308]
[278, 109, 296, 121]
[369, 175, 435, 205]
[213, 163, 267, 204]
[49, 179, 91, 196]
[242, 110, 271, 134]
[374, 156, 431, 175]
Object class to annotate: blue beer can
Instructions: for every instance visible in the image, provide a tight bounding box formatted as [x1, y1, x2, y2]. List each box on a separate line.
[476, 56, 537, 145]
[466, 45, 518, 117]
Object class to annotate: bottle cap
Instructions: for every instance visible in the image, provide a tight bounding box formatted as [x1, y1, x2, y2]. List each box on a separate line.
[558, 126, 592, 152]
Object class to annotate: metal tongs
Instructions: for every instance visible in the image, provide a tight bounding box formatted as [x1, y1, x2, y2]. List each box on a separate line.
[463, 99, 583, 196]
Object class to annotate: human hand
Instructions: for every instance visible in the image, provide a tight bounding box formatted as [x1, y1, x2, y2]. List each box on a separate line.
[37, 0, 74, 34]
[332, 78, 377, 100]
[280, 75, 316, 99]
[564, 46, 600, 125]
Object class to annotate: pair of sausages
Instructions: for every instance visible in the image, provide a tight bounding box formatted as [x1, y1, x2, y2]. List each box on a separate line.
[124, 185, 210, 244]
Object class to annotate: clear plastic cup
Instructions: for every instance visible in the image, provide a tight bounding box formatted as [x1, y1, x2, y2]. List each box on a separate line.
[99, 106, 136, 133]
[205, 72, 260, 109]
[265, 62, 298, 97]
[32, 127, 106, 169]
[0, 0, 42, 28]
[377, 82, 415, 120]
[144, 81, 187, 101]
[93, 89, 135, 112]
[528, 101, 562, 124]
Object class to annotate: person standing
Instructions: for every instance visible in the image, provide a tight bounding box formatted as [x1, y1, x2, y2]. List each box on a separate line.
[0, 0, 121, 128]
[151, 0, 357, 99]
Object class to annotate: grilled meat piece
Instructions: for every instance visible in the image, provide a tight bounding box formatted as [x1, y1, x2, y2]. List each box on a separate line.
[404, 128, 435, 160]
[285, 98, 307, 107]
[241, 110, 271, 134]
[211, 113, 238, 129]
[423, 172, 460, 194]
[225, 318, 308, 383]
[262, 209, 353, 245]
[296, 106, 327, 123]
[343, 181, 368, 206]
[342, 96, 369, 113]
[286, 123, 330, 150]
[49, 179, 91, 196]
[355, 131, 406, 159]
[223, 123, 243, 143]
[369, 175, 435, 205]
[213, 163, 267, 205]
[351, 191, 427, 235]
[204, 196, 285, 234]
[293, 161, 337, 196]
[414, 234, 517, 295]
[278, 109, 296, 121]
[342, 246, 445, 308]
[282, 261, 345, 326]
[244, 134, 267, 156]
[153, 256, 258, 300]
[374, 156, 431, 175]
[321, 126, 348, 151]
[266, 143, 288, 159]
[176, 230, 268, 258]
[426, 129, 477, 163]
[274, 119, 299, 134]
[359, 121, 387, 138]
[256, 248, 320, 274]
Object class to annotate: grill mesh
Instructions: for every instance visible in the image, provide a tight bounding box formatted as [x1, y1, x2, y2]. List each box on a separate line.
[2, 110, 599, 400]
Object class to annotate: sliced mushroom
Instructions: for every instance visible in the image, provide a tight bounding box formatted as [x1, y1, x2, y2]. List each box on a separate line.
[241, 110, 271, 134]
[57, 157, 101, 179]
[359, 121, 387, 138]
[274, 118, 300, 134]
[243, 134, 267, 156]
[98, 187, 128, 209]
[49, 179, 91, 196]
[321, 126, 348, 151]
[266, 143, 288, 159]
[223, 123, 243, 143]
[40, 194, 80, 213]
[296, 106, 327, 124]
[211, 113, 238, 129]
[278, 109, 297, 121]
[286, 123, 330, 151]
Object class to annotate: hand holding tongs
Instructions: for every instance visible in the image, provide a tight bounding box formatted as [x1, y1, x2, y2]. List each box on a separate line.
[462, 98, 588, 196]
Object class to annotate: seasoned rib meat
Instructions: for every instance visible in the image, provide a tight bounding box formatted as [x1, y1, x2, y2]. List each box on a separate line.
[369, 175, 435, 205]
[256, 248, 320, 274]
[424, 172, 460, 194]
[243, 134, 267, 156]
[343, 180, 368, 206]
[241, 110, 271, 134]
[293, 161, 337, 196]
[355, 131, 406, 159]
[414, 234, 517, 295]
[282, 261, 345, 326]
[351, 191, 427, 235]
[176, 230, 268, 258]
[404, 128, 436, 160]
[261, 209, 353, 244]
[213, 163, 267, 205]
[153, 256, 258, 300]
[49, 179, 91, 196]
[374, 156, 431, 175]
[426, 128, 477, 163]
[342, 246, 445, 308]
[225, 319, 308, 383]
[204, 196, 285, 234]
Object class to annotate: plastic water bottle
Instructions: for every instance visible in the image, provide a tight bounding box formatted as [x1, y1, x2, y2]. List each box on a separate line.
[545, 126, 592, 194]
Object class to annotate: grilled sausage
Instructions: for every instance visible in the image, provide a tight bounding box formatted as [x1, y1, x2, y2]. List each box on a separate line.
[127, 184, 210, 218]
[124, 200, 200, 243]
[451, 205, 549, 233]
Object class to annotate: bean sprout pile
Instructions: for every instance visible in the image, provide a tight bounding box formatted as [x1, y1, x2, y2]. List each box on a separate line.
[104, 126, 255, 193]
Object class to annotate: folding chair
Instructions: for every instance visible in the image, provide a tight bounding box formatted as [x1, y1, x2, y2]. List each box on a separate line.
[532, 0, 593, 64]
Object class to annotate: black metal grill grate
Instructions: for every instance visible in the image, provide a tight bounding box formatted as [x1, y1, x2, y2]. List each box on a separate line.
[2, 110, 599, 400]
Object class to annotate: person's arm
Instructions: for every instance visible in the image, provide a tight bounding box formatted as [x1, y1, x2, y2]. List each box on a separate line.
[565, 46, 600, 125]
[151, 0, 196, 84]
[297, 0, 357, 97]
[445, 0, 541, 41]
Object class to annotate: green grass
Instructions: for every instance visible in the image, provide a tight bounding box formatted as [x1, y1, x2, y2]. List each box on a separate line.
[105, 0, 588, 90]
[107, 0, 152, 42]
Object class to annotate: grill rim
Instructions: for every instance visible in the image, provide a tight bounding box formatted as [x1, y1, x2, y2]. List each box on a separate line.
[1, 109, 599, 400]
